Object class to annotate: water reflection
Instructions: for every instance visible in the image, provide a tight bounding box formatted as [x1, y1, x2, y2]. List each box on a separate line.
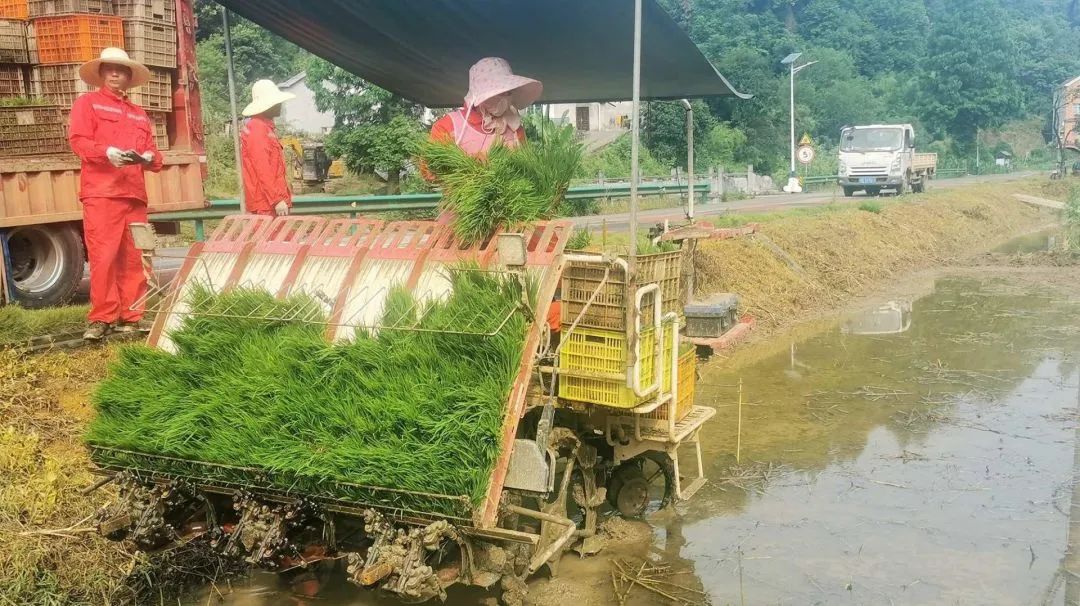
[682, 276, 1080, 604]
[841, 300, 912, 336]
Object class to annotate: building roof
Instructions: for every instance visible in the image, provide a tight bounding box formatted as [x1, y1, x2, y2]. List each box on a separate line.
[215, 0, 749, 107]
[1062, 74, 1080, 89]
[278, 72, 307, 89]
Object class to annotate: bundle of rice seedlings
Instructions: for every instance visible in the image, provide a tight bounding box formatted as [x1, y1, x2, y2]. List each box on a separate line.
[419, 125, 583, 243]
[87, 273, 530, 516]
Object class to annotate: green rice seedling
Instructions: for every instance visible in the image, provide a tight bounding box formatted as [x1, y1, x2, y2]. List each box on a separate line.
[88, 272, 530, 516]
[418, 131, 583, 243]
[566, 228, 592, 251]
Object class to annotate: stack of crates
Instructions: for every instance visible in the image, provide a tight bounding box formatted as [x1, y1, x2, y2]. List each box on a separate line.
[116, 0, 173, 149]
[558, 250, 696, 421]
[0, 0, 176, 155]
[0, 0, 67, 156]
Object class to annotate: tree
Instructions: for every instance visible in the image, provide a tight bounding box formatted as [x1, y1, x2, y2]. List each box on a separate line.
[325, 116, 423, 182]
[642, 100, 717, 168]
[307, 58, 426, 190]
[917, 0, 1023, 144]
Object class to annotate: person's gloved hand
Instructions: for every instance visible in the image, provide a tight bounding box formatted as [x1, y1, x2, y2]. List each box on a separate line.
[274, 201, 290, 216]
[140, 151, 154, 163]
[106, 147, 131, 168]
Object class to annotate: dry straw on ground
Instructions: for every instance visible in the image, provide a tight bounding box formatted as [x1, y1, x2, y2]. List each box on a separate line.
[695, 181, 1053, 333]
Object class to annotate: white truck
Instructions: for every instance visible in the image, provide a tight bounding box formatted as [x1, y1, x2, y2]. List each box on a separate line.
[837, 124, 937, 197]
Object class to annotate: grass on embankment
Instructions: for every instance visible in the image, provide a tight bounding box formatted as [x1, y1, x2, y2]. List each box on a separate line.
[694, 179, 1058, 332]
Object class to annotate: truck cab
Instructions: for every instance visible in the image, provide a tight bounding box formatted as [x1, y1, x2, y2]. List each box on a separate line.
[838, 124, 932, 197]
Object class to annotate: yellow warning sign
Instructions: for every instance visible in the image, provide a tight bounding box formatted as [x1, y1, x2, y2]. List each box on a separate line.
[799, 133, 813, 147]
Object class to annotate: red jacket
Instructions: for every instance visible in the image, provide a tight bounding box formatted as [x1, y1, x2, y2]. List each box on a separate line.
[240, 116, 292, 214]
[68, 88, 163, 202]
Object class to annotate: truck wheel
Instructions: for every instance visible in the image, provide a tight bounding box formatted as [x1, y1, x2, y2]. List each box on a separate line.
[895, 178, 907, 196]
[6, 223, 85, 308]
[866, 187, 881, 197]
[842, 187, 855, 197]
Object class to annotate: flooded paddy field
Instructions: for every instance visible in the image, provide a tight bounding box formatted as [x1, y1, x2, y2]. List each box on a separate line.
[197, 266, 1080, 605]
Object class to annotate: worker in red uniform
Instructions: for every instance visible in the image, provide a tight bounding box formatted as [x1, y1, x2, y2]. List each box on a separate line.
[69, 48, 163, 341]
[428, 57, 542, 157]
[240, 79, 295, 216]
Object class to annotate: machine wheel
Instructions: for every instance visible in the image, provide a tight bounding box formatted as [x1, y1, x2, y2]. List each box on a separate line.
[842, 186, 855, 198]
[6, 223, 85, 308]
[895, 177, 908, 196]
[865, 187, 881, 197]
[606, 453, 675, 518]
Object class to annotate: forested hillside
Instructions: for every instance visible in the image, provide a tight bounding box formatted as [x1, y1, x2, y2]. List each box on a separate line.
[194, 0, 1080, 187]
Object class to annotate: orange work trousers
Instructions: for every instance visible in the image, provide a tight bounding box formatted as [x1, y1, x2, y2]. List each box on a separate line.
[82, 197, 148, 324]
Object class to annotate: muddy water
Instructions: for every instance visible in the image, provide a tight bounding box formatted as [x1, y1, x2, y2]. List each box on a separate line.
[192, 274, 1080, 605]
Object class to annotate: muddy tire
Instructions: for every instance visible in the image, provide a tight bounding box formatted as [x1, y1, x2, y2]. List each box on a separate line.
[607, 453, 675, 517]
[5, 223, 85, 309]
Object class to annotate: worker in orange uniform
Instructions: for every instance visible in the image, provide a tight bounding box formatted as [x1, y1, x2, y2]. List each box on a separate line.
[68, 48, 163, 341]
[240, 80, 295, 216]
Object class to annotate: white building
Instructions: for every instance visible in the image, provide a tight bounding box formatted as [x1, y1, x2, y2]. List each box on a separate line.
[277, 72, 336, 136]
[545, 101, 632, 132]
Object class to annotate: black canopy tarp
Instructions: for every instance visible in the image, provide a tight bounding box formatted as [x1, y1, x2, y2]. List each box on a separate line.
[214, 0, 749, 107]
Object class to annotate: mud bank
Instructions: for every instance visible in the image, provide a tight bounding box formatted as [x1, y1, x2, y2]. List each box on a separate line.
[694, 180, 1058, 334]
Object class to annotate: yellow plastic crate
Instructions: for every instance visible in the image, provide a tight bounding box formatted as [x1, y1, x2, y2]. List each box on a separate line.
[642, 346, 696, 421]
[559, 320, 676, 408]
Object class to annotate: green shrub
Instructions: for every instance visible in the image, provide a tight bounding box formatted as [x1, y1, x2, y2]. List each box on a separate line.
[858, 200, 882, 214]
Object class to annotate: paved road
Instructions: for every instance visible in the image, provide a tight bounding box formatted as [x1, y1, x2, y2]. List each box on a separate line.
[569, 171, 1038, 231]
[74, 170, 1037, 297]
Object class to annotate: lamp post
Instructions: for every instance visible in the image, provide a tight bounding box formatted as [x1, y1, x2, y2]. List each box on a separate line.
[781, 52, 816, 194]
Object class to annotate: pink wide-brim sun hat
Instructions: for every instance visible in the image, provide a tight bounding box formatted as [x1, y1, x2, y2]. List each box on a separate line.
[463, 57, 543, 110]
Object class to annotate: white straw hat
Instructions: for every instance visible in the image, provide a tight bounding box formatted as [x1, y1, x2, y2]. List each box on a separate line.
[242, 80, 295, 117]
[79, 47, 150, 88]
[463, 57, 543, 110]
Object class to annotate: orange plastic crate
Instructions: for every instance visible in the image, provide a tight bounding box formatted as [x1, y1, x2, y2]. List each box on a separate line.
[34, 14, 123, 64]
[0, 0, 28, 19]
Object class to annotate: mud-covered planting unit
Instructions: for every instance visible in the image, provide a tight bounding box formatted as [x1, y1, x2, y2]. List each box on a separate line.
[86, 214, 716, 603]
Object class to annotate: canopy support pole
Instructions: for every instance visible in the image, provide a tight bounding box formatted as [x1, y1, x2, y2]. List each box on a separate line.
[625, 0, 642, 381]
[223, 8, 245, 207]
